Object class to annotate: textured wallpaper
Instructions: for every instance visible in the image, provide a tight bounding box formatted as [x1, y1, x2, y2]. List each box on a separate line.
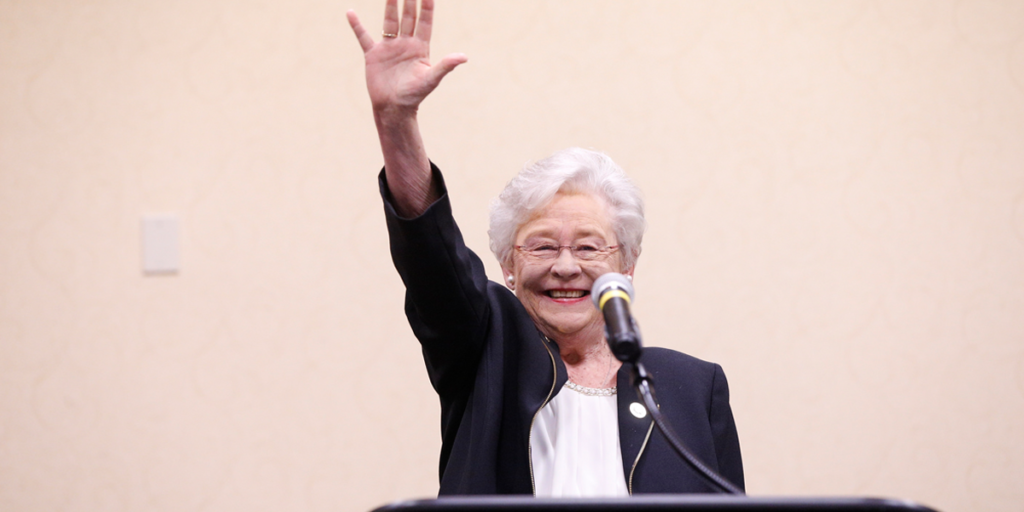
[1, 1, 1023, 511]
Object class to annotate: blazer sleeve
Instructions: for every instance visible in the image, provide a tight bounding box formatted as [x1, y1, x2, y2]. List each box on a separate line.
[709, 363, 745, 491]
[379, 165, 492, 402]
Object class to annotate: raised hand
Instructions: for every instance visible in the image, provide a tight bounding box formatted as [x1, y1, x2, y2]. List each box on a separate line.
[348, 0, 467, 116]
[347, 0, 467, 217]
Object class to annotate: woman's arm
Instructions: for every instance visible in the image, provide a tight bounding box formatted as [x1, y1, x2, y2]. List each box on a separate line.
[347, 0, 467, 218]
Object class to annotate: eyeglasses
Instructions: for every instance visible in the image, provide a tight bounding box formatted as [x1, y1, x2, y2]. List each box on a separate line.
[514, 243, 621, 261]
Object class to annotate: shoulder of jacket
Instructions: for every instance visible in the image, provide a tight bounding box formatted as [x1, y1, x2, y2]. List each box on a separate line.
[641, 346, 717, 369]
[639, 347, 722, 390]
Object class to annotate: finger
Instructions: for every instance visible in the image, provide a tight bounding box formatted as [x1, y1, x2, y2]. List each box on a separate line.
[425, 53, 468, 88]
[382, 0, 400, 37]
[416, 0, 435, 43]
[347, 10, 375, 53]
[400, 0, 417, 37]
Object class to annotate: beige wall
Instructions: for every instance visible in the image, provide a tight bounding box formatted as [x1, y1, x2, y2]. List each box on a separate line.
[2, 1, 1023, 511]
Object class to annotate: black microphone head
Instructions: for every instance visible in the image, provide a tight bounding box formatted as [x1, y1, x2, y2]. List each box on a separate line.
[591, 272, 635, 308]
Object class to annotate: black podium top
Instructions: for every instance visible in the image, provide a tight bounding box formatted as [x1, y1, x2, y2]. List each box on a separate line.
[371, 496, 940, 512]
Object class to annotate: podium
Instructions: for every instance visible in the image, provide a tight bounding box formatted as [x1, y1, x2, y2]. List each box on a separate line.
[370, 496, 940, 512]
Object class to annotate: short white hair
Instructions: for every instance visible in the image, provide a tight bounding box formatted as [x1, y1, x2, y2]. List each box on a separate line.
[488, 147, 645, 270]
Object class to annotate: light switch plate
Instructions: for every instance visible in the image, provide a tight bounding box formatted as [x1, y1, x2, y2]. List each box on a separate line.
[142, 214, 179, 275]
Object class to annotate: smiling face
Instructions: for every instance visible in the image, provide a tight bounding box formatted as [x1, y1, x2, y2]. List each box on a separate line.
[502, 191, 633, 343]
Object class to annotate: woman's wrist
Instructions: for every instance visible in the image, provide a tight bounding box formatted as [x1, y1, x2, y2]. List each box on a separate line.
[373, 103, 419, 125]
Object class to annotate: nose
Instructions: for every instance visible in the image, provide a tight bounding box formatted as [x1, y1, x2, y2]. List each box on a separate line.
[550, 246, 582, 278]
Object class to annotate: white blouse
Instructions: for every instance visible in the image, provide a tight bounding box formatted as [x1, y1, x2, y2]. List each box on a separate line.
[529, 381, 629, 497]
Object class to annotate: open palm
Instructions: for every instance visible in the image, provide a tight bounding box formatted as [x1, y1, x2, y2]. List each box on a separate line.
[348, 0, 467, 114]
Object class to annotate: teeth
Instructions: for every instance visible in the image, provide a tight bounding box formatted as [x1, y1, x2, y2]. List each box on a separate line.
[549, 290, 585, 298]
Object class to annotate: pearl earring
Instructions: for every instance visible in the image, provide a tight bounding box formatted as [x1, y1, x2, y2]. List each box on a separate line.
[507, 275, 515, 285]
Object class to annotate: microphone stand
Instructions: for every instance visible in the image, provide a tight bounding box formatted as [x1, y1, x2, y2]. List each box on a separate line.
[623, 354, 745, 495]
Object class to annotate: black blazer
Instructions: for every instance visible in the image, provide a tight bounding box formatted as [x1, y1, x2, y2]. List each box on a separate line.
[381, 166, 744, 496]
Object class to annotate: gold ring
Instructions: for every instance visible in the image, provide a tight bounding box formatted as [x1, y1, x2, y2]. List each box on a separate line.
[382, 32, 398, 38]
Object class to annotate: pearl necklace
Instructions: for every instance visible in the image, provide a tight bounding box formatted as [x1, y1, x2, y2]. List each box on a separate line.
[565, 380, 617, 397]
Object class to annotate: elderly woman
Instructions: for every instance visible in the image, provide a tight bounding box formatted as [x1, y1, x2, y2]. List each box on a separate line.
[348, 0, 743, 497]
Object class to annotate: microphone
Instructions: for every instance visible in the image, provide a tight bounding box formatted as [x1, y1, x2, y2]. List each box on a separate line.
[592, 273, 642, 363]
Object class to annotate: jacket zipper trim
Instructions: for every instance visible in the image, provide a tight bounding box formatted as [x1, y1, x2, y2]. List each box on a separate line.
[628, 418, 655, 495]
[528, 335, 558, 496]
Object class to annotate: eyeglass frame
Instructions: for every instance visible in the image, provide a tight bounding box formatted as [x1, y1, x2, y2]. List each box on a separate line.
[513, 243, 622, 262]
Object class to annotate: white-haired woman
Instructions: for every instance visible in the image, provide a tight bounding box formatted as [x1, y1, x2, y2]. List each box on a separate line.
[348, 0, 743, 497]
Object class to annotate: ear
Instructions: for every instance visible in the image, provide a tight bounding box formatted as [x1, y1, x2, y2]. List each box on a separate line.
[622, 248, 639, 280]
[501, 265, 515, 290]
[622, 258, 636, 281]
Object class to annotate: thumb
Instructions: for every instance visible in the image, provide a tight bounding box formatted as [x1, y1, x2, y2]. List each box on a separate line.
[425, 53, 468, 88]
